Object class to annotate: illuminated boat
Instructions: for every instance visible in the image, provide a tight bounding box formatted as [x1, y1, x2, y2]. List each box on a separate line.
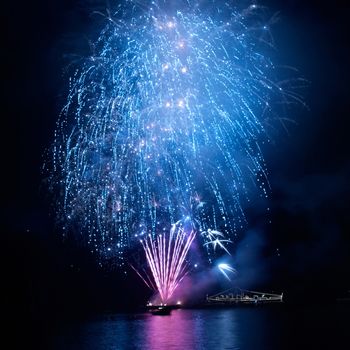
[150, 306, 172, 315]
[147, 301, 181, 315]
[206, 288, 283, 306]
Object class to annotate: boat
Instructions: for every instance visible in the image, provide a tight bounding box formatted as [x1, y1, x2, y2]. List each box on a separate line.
[205, 287, 283, 306]
[146, 301, 181, 315]
[150, 306, 172, 315]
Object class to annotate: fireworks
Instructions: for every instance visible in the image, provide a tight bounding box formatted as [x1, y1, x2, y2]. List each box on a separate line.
[49, 0, 300, 264]
[202, 229, 232, 254]
[140, 221, 196, 303]
[218, 263, 237, 281]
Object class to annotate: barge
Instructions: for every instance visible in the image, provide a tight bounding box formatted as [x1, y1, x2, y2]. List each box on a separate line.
[206, 288, 283, 306]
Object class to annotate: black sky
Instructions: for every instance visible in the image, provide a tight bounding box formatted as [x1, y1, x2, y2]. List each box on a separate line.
[3, 0, 350, 335]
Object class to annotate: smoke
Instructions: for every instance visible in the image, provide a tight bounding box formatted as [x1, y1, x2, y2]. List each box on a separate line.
[171, 268, 218, 305]
[231, 229, 272, 289]
[166, 228, 274, 303]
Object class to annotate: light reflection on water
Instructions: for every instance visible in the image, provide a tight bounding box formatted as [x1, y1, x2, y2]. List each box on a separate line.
[144, 309, 238, 349]
[51, 305, 349, 350]
[52, 308, 268, 350]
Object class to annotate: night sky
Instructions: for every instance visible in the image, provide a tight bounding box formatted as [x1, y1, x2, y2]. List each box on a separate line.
[3, 0, 350, 343]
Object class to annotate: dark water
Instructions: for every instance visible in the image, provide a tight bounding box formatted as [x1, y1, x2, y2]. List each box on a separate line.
[50, 304, 349, 350]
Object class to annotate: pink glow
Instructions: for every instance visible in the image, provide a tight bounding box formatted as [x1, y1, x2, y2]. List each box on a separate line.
[140, 225, 196, 303]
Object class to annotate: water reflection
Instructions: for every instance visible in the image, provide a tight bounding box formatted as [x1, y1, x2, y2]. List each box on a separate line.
[144, 309, 238, 350]
[53, 309, 240, 350]
[50, 304, 350, 350]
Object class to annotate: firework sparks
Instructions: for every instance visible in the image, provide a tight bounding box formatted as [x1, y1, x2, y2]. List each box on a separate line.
[140, 222, 196, 303]
[202, 229, 232, 254]
[218, 263, 237, 281]
[49, 1, 301, 262]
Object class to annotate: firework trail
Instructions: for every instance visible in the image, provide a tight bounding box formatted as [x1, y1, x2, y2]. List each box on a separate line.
[218, 263, 237, 281]
[139, 221, 196, 303]
[50, 1, 301, 263]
